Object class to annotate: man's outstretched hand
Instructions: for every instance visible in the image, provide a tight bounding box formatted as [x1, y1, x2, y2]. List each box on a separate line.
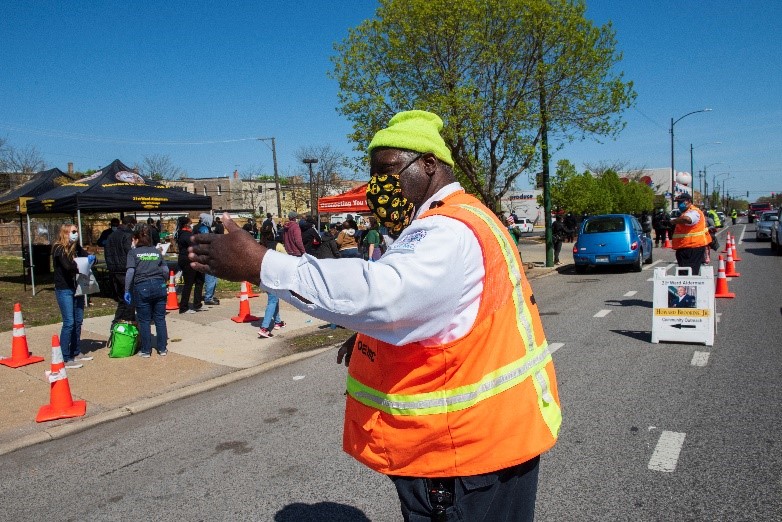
[188, 213, 266, 284]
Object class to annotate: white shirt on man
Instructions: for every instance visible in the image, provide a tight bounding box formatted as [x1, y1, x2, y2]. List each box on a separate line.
[260, 182, 485, 346]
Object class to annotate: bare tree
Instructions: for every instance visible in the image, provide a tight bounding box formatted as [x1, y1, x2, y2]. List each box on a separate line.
[583, 160, 630, 177]
[140, 154, 186, 180]
[0, 140, 46, 190]
[295, 145, 356, 200]
[0, 137, 10, 172]
[9, 144, 46, 174]
[583, 160, 648, 182]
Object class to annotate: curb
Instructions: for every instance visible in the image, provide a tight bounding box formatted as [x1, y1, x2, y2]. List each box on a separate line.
[0, 344, 336, 457]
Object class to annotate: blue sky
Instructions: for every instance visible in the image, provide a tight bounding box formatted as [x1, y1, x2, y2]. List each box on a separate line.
[1, 1, 780, 200]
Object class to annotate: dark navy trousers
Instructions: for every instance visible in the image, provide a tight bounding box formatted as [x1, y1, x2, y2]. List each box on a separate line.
[390, 456, 540, 521]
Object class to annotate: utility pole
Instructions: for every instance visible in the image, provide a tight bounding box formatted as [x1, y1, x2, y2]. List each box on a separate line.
[258, 137, 282, 218]
[303, 158, 318, 217]
[702, 171, 708, 210]
[670, 109, 711, 210]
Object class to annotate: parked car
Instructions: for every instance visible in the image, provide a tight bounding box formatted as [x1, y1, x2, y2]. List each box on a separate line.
[572, 214, 653, 274]
[771, 209, 782, 254]
[756, 211, 778, 241]
[716, 211, 726, 227]
[510, 217, 534, 234]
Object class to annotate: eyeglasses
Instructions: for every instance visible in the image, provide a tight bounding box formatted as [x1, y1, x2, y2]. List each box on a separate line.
[397, 153, 423, 176]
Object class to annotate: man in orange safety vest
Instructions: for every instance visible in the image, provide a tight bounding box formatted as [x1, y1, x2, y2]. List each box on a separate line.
[188, 110, 561, 521]
[671, 192, 711, 275]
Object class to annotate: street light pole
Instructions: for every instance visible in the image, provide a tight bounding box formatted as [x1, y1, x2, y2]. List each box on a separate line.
[670, 109, 712, 209]
[720, 176, 732, 210]
[701, 170, 707, 208]
[258, 137, 282, 218]
[303, 158, 318, 217]
[713, 172, 730, 210]
[690, 141, 721, 206]
[315, 170, 322, 227]
[703, 163, 724, 209]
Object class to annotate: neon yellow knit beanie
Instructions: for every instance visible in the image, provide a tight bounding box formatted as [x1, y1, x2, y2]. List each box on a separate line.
[368, 110, 454, 167]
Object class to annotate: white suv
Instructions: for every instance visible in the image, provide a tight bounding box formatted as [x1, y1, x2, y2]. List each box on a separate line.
[511, 217, 534, 233]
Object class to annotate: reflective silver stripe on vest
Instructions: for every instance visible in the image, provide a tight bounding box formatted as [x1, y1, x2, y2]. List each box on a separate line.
[348, 344, 552, 415]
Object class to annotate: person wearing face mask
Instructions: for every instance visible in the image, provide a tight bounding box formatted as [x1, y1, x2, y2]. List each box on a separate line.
[187, 110, 561, 521]
[97, 217, 120, 248]
[105, 215, 137, 328]
[671, 193, 711, 275]
[52, 224, 96, 368]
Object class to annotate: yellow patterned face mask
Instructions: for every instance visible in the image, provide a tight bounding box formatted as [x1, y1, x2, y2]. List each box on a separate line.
[366, 154, 421, 237]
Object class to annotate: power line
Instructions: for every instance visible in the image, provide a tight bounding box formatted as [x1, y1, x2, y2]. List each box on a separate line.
[633, 107, 667, 131]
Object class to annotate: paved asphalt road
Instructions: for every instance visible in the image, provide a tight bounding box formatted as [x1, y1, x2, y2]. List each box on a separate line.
[0, 222, 779, 521]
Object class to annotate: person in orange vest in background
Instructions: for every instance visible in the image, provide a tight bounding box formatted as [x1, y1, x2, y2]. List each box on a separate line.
[671, 193, 711, 275]
[187, 110, 561, 521]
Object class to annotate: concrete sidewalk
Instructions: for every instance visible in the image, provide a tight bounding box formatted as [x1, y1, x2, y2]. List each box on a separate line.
[0, 240, 556, 456]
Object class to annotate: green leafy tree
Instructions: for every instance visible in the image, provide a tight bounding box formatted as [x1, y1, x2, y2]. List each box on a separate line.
[620, 180, 655, 213]
[331, 0, 635, 211]
[549, 164, 654, 215]
[550, 159, 578, 210]
[546, 166, 600, 215]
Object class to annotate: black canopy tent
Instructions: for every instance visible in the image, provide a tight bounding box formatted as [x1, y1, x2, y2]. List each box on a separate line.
[24, 159, 212, 295]
[26, 159, 212, 214]
[0, 168, 79, 292]
[0, 167, 77, 216]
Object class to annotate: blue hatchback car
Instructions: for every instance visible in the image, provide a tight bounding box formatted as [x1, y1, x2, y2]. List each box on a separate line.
[573, 214, 653, 274]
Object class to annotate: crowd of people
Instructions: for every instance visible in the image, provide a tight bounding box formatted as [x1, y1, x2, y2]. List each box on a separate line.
[53, 208, 394, 361]
[52, 213, 220, 365]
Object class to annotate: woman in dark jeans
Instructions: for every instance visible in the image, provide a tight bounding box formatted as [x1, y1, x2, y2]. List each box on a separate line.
[125, 225, 169, 357]
[176, 216, 204, 314]
[52, 223, 95, 368]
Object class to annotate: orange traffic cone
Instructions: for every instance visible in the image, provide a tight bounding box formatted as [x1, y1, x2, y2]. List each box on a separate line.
[36, 335, 87, 423]
[722, 233, 731, 254]
[165, 271, 179, 311]
[724, 248, 741, 278]
[231, 281, 259, 323]
[236, 281, 260, 298]
[714, 256, 735, 298]
[663, 234, 673, 249]
[0, 303, 44, 368]
[731, 235, 742, 262]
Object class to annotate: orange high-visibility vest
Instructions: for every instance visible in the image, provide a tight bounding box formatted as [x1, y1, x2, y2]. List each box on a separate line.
[672, 205, 711, 249]
[343, 191, 561, 477]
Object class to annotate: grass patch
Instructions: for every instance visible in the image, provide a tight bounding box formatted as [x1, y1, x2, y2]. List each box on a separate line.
[0, 255, 116, 331]
[287, 327, 355, 353]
